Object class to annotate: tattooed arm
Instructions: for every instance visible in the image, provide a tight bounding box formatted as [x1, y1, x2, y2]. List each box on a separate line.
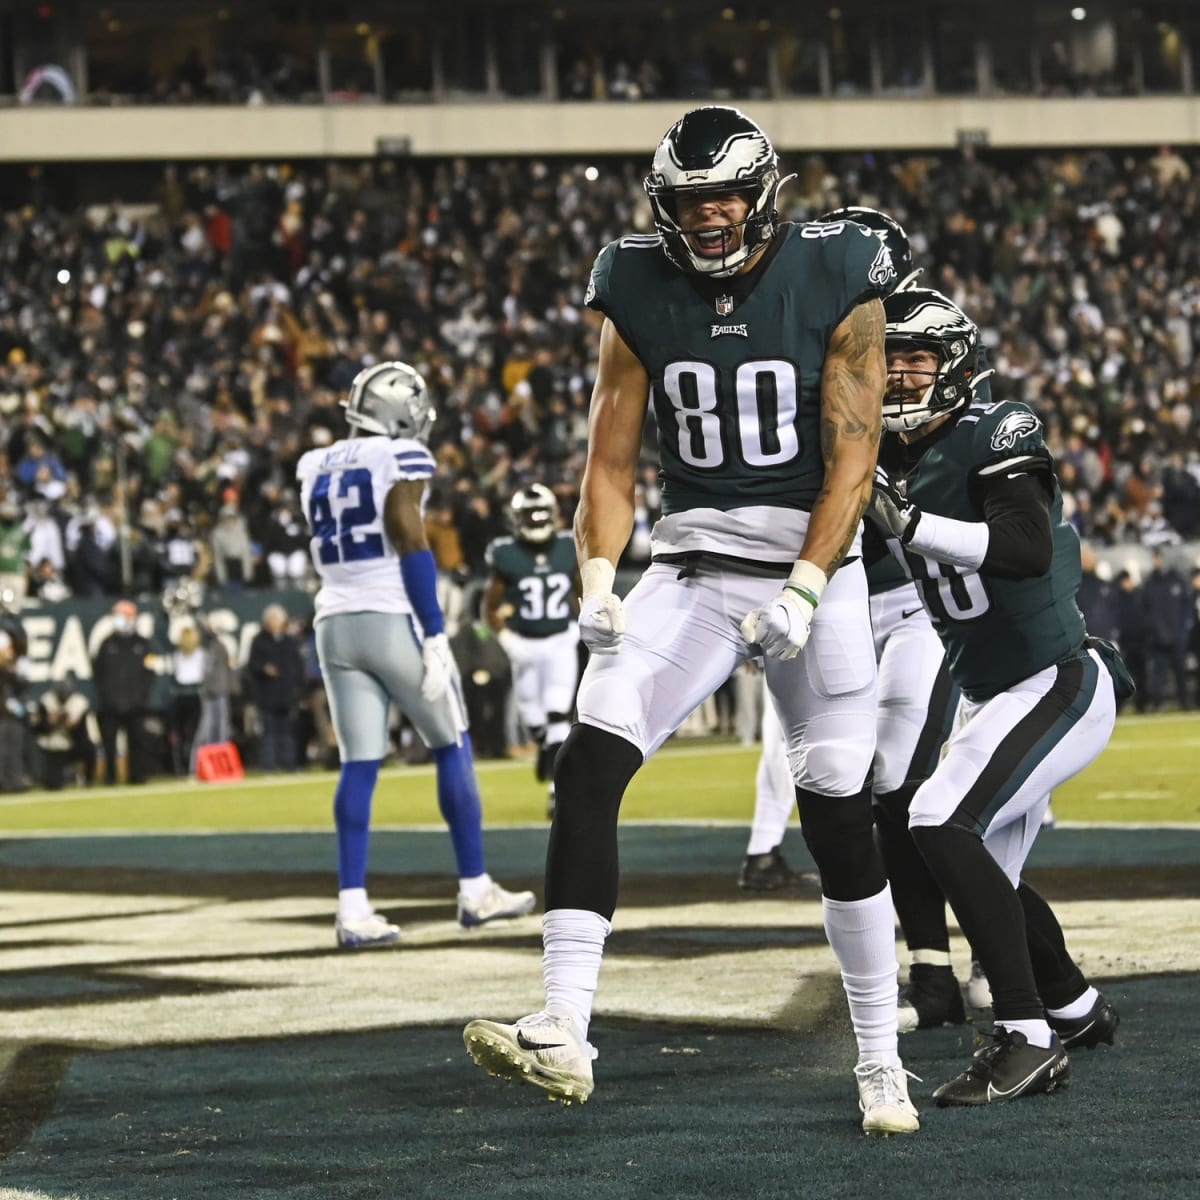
[798, 298, 885, 577]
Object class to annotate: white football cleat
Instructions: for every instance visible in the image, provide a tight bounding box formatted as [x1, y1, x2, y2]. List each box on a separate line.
[855, 1060, 921, 1136]
[457, 880, 537, 928]
[463, 1011, 597, 1104]
[335, 911, 400, 949]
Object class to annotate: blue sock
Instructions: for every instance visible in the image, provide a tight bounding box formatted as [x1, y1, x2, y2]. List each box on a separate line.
[432, 735, 486, 879]
[333, 759, 381, 889]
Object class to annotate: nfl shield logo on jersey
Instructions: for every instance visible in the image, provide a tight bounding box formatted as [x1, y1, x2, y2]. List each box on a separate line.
[716, 294, 734, 316]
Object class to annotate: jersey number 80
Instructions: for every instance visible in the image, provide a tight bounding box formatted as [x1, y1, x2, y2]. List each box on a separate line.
[661, 359, 801, 469]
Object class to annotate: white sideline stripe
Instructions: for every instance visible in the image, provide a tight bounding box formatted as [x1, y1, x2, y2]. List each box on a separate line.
[2, 818, 1198, 840]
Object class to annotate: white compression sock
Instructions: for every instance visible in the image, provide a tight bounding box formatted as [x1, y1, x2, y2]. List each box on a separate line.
[542, 908, 612, 1042]
[458, 873, 492, 901]
[337, 887, 372, 921]
[823, 886, 902, 1062]
[998, 1019, 1054, 1049]
[1046, 986, 1098, 1022]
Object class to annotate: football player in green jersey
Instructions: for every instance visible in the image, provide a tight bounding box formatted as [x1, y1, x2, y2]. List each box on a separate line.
[484, 484, 581, 814]
[738, 207, 975, 1030]
[868, 288, 1125, 1106]
[465, 106, 920, 1135]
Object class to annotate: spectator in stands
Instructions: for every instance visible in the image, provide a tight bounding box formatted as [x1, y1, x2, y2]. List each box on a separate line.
[246, 603, 304, 771]
[1141, 551, 1192, 711]
[0, 495, 30, 601]
[92, 599, 156, 785]
[211, 497, 254, 592]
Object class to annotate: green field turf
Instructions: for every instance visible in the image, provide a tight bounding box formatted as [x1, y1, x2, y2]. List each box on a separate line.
[0, 711, 1196, 834]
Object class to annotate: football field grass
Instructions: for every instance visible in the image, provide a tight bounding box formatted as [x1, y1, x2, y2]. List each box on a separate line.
[0, 710, 1196, 834]
[0, 713, 1197, 1199]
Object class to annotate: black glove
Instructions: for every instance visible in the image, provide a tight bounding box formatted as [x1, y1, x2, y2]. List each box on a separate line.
[867, 465, 921, 543]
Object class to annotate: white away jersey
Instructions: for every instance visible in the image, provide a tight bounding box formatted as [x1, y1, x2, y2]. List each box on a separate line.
[296, 436, 435, 620]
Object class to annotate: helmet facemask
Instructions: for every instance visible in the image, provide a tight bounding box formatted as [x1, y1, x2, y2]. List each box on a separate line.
[342, 361, 435, 442]
[882, 290, 979, 434]
[510, 484, 559, 544]
[644, 106, 788, 278]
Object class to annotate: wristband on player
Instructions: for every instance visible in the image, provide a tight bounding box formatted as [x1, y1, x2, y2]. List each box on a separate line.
[782, 559, 827, 610]
[399, 548, 446, 636]
[580, 556, 617, 600]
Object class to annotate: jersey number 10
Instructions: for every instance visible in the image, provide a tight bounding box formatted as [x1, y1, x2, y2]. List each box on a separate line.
[308, 469, 385, 564]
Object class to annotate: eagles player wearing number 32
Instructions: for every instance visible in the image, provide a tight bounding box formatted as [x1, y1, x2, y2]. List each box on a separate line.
[868, 289, 1126, 1107]
[296, 362, 534, 949]
[464, 106, 921, 1135]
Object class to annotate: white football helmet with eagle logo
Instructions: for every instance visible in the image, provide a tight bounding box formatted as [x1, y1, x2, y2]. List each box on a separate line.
[643, 106, 790, 278]
[882, 289, 982, 433]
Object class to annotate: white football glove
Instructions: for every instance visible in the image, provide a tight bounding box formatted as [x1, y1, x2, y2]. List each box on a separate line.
[867, 465, 921, 543]
[740, 560, 826, 662]
[579, 594, 626, 655]
[578, 556, 625, 655]
[420, 633, 459, 703]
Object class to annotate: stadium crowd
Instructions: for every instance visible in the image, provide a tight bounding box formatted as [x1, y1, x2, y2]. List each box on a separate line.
[0, 143, 1195, 786]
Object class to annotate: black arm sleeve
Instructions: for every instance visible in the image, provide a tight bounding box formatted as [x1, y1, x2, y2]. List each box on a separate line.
[979, 471, 1054, 580]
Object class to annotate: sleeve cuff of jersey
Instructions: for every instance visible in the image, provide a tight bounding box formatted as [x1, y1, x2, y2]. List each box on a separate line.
[905, 511, 989, 572]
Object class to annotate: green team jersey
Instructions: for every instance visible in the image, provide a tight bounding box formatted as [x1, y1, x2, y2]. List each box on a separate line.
[866, 347, 993, 598]
[888, 398, 1086, 700]
[585, 221, 895, 516]
[485, 532, 578, 638]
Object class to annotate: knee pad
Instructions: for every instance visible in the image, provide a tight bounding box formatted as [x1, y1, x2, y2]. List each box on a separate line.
[797, 786, 885, 901]
[792, 730, 873, 796]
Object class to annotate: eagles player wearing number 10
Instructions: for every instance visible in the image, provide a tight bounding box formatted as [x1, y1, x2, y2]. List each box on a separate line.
[868, 290, 1125, 1106]
[296, 362, 535, 949]
[484, 485, 580, 815]
[465, 106, 920, 1135]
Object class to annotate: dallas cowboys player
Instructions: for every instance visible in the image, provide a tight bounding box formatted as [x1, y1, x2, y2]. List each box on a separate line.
[465, 106, 919, 1135]
[484, 485, 580, 815]
[869, 290, 1123, 1105]
[296, 362, 535, 948]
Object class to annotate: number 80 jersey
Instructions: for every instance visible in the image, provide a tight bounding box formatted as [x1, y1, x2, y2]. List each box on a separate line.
[296, 435, 435, 620]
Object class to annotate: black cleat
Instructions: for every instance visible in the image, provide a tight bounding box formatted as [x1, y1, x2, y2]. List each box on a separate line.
[933, 1028, 1070, 1107]
[898, 963, 967, 1032]
[1048, 993, 1119, 1051]
[738, 846, 812, 892]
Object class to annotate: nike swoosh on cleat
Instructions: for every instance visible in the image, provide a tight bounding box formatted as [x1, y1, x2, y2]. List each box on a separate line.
[517, 1032, 566, 1052]
[985, 1056, 1065, 1101]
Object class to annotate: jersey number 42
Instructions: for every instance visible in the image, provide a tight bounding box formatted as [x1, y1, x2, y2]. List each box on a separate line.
[308, 469, 385, 564]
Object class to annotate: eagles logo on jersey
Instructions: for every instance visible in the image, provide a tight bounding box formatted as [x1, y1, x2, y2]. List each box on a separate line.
[509, 484, 560, 545]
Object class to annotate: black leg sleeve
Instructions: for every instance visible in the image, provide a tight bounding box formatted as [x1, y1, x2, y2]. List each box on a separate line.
[797, 785, 887, 901]
[909, 824, 1044, 1021]
[545, 723, 642, 919]
[1018, 881, 1088, 1010]
[874, 785, 951, 954]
